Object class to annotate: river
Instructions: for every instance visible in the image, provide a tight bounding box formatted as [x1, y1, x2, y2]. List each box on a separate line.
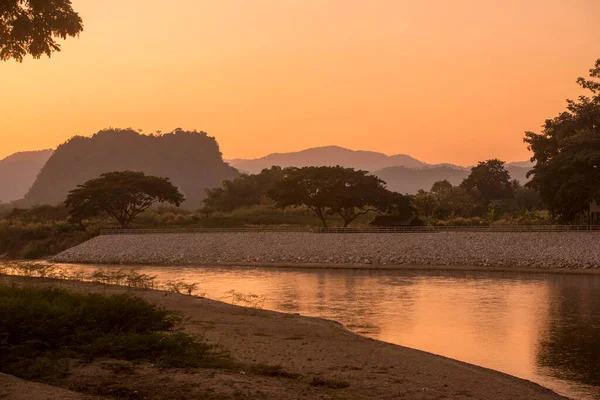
[58, 265, 600, 399]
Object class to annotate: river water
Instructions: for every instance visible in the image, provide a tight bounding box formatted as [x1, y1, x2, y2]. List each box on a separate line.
[62, 265, 600, 399]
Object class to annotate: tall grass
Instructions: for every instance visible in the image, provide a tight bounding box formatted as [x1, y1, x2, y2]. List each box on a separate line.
[0, 283, 226, 381]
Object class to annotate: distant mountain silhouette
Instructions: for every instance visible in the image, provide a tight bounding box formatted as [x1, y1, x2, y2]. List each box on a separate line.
[0, 150, 53, 203]
[227, 145, 532, 194]
[373, 166, 469, 194]
[506, 160, 534, 169]
[227, 145, 427, 173]
[23, 129, 238, 208]
[373, 165, 532, 194]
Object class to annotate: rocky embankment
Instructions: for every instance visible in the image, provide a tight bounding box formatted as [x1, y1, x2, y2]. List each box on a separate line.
[54, 232, 600, 269]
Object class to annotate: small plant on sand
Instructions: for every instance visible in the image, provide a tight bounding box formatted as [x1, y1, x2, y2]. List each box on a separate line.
[164, 281, 203, 296]
[222, 290, 266, 309]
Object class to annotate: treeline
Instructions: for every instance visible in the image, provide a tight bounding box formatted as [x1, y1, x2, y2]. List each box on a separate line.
[202, 160, 544, 227]
[202, 166, 414, 227]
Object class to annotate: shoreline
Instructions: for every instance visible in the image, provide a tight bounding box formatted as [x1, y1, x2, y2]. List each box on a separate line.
[0, 275, 568, 400]
[48, 259, 600, 275]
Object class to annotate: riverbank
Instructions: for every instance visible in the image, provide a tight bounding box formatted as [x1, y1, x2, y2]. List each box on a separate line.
[54, 232, 600, 270]
[0, 275, 566, 400]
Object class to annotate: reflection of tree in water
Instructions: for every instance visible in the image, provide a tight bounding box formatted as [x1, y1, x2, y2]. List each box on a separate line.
[536, 277, 600, 388]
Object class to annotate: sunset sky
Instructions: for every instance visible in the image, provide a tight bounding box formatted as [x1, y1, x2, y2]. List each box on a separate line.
[1, 0, 599, 164]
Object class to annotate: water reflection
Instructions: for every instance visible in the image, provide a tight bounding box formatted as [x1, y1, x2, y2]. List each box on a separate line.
[63, 265, 600, 400]
[537, 277, 600, 391]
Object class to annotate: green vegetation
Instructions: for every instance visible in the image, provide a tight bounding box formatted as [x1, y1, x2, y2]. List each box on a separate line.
[0, 283, 225, 381]
[525, 58, 600, 223]
[66, 171, 185, 228]
[0, 0, 83, 62]
[202, 166, 285, 213]
[205, 166, 415, 227]
[412, 160, 544, 225]
[268, 166, 414, 227]
[0, 205, 99, 259]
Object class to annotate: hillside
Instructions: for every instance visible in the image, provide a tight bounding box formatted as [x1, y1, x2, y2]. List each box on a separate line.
[23, 129, 238, 208]
[227, 145, 427, 173]
[373, 165, 531, 194]
[0, 150, 53, 203]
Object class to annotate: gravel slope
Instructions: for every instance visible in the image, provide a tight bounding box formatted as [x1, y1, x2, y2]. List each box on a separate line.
[54, 232, 600, 269]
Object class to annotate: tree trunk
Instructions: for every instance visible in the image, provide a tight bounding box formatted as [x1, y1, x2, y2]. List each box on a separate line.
[314, 208, 327, 227]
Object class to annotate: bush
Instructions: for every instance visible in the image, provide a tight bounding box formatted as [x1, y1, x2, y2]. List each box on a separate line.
[0, 284, 224, 380]
[0, 221, 96, 259]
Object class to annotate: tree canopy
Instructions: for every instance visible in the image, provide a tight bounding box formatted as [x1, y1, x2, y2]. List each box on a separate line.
[524, 59, 600, 222]
[202, 166, 285, 213]
[267, 166, 413, 227]
[460, 159, 513, 203]
[1, 0, 83, 62]
[65, 171, 184, 228]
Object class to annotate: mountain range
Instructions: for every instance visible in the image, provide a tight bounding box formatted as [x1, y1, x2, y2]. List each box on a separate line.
[227, 145, 531, 173]
[227, 145, 532, 194]
[1, 143, 533, 205]
[0, 150, 53, 203]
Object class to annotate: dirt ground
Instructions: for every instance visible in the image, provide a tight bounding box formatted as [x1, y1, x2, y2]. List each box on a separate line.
[0, 276, 569, 400]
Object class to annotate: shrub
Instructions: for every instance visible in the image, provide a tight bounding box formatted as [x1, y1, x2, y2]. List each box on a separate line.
[0, 284, 225, 380]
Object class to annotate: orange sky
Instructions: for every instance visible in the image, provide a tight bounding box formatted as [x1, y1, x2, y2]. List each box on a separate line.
[1, 0, 598, 164]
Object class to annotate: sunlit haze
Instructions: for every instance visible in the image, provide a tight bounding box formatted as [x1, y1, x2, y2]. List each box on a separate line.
[1, 0, 599, 164]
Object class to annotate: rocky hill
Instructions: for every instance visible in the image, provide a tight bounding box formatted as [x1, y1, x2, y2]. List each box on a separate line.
[0, 150, 53, 203]
[23, 129, 238, 208]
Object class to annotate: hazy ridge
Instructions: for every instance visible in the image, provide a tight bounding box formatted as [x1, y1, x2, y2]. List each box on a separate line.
[0, 150, 53, 203]
[228, 146, 532, 194]
[2, 143, 532, 205]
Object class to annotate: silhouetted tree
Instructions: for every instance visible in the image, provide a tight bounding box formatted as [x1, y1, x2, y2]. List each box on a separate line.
[267, 166, 405, 227]
[202, 166, 285, 213]
[65, 171, 184, 228]
[524, 59, 600, 223]
[430, 180, 453, 195]
[413, 190, 437, 220]
[1, 0, 83, 62]
[461, 159, 513, 203]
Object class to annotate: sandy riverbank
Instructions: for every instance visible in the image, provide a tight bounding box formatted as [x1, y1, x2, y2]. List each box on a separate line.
[54, 232, 600, 270]
[0, 276, 567, 400]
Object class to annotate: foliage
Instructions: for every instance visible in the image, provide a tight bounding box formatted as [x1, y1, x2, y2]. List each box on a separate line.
[412, 190, 437, 220]
[460, 159, 514, 203]
[0, 284, 224, 380]
[0, 0, 83, 62]
[267, 166, 411, 227]
[0, 220, 96, 259]
[524, 59, 600, 223]
[65, 171, 185, 228]
[5, 204, 69, 223]
[202, 166, 285, 213]
[24, 128, 238, 208]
